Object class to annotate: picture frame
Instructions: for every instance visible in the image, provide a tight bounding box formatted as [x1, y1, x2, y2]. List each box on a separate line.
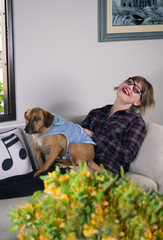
[98, 0, 163, 42]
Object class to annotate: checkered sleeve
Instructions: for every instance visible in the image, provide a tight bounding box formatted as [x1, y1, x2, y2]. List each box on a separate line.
[82, 109, 96, 130]
[92, 117, 146, 164]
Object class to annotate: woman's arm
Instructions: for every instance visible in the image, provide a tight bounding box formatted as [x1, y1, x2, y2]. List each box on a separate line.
[83, 128, 93, 137]
[91, 118, 146, 164]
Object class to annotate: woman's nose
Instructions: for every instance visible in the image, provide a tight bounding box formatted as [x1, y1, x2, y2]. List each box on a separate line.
[129, 85, 134, 91]
[128, 85, 135, 94]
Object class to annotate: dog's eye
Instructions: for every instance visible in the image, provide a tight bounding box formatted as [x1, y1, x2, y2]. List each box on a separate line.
[34, 116, 40, 122]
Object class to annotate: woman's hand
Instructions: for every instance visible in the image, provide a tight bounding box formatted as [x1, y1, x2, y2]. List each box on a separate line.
[83, 128, 94, 137]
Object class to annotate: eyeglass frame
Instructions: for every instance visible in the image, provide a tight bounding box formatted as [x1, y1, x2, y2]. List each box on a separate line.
[126, 77, 143, 100]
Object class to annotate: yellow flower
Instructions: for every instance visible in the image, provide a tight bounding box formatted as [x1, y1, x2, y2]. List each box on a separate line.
[102, 201, 109, 207]
[44, 185, 60, 196]
[17, 230, 26, 240]
[70, 169, 77, 176]
[43, 184, 53, 194]
[90, 190, 97, 196]
[80, 171, 91, 178]
[39, 234, 50, 240]
[23, 203, 34, 211]
[83, 224, 98, 237]
[54, 217, 63, 227]
[16, 209, 19, 218]
[119, 232, 125, 237]
[35, 211, 45, 220]
[44, 179, 52, 189]
[96, 207, 104, 221]
[70, 202, 81, 209]
[44, 185, 69, 201]
[79, 177, 83, 184]
[102, 237, 117, 240]
[91, 212, 104, 225]
[59, 174, 70, 182]
[48, 171, 57, 178]
[144, 229, 154, 239]
[96, 175, 105, 182]
[67, 232, 78, 240]
[59, 193, 69, 201]
[85, 185, 95, 194]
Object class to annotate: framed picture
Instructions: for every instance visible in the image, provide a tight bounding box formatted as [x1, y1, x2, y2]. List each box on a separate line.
[98, 0, 163, 42]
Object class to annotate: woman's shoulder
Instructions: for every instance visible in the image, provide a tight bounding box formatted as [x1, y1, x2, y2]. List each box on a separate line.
[125, 109, 146, 125]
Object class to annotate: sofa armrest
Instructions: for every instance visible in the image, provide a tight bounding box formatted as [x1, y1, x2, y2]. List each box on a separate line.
[129, 122, 163, 194]
[125, 172, 158, 192]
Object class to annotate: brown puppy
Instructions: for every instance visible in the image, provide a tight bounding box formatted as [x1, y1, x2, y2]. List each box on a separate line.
[24, 107, 103, 177]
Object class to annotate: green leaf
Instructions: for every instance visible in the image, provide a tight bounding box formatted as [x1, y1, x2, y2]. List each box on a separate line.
[120, 166, 125, 177]
[9, 225, 20, 232]
[97, 190, 104, 203]
[83, 161, 88, 172]
[40, 175, 52, 181]
[101, 181, 112, 189]
[55, 165, 61, 175]
[32, 190, 42, 197]
[78, 160, 83, 171]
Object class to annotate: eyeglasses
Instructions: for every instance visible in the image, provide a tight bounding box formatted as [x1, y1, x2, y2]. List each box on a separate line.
[126, 78, 142, 97]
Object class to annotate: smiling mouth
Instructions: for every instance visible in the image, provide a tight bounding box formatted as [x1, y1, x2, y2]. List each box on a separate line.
[123, 88, 129, 96]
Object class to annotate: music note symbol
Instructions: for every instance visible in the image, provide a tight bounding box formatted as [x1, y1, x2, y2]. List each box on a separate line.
[1, 133, 27, 171]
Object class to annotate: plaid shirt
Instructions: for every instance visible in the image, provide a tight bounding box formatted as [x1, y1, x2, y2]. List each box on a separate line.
[82, 105, 146, 175]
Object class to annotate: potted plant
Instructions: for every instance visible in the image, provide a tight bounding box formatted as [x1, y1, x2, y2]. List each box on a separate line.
[0, 82, 4, 114]
[10, 164, 163, 240]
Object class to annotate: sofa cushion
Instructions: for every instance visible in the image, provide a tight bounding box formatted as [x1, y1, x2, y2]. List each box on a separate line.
[0, 128, 32, 180]
[129, 122, 163, 194]
[125, 172, 158, 191]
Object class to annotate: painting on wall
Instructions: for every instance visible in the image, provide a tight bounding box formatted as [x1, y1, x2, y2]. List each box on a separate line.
[98, 0, 163, 41]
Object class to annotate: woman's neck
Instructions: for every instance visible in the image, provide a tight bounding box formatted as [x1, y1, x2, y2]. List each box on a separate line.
[108, 99, 131, 119]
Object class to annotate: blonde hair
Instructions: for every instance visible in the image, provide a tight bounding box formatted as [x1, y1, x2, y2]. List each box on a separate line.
[114, 76, 155, 115]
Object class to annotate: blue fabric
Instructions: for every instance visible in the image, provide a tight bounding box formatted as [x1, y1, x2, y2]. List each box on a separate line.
[39, 114, 95, 156]
[53, 114, 64, 125]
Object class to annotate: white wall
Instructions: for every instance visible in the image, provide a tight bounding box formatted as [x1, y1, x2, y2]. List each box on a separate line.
[1, 0, 163, 126]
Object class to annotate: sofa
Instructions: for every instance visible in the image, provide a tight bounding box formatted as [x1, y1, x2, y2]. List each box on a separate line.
[0, 116, 163, 240]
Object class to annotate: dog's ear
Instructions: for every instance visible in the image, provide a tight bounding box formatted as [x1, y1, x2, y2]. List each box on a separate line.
[43, 110, 54, 128]
[24, 109, 29, 119]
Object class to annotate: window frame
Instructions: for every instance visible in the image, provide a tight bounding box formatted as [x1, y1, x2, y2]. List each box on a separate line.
[0, 0, 16, 122]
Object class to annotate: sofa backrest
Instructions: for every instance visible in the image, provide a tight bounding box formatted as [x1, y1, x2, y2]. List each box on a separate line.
[129, 122, 163, 193]
[0, 118, 162, 193]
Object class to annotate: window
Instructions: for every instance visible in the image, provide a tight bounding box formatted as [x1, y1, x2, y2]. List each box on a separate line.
[0, 0, 16, 122]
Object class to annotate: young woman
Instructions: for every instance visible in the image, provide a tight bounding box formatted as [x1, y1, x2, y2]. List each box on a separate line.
[0, 76, 155, 199]
[82, 76, 155, 175]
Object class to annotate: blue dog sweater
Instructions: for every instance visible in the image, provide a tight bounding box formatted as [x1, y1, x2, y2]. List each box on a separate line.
[39, 114, 95, 156]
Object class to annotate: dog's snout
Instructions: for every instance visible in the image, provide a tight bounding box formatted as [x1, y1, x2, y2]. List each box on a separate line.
[24, 126, 30, 134]
[24, 124, 33, 134]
